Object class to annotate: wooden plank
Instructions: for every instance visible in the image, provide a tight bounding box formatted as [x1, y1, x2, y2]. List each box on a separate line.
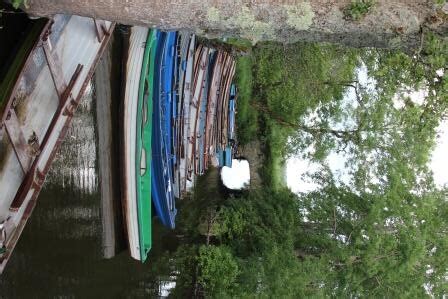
[4, 109, 32, 173]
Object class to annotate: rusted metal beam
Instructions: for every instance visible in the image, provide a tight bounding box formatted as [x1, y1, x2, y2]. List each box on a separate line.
[42, 39, 68, 99]
[94, 19, 109, 42]
[9, 19, 115, 212]
[4, 109, 32, 173]
[9, 64, 83, 212]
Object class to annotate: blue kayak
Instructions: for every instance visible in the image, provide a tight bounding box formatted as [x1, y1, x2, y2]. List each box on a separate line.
[151, 31, 177, 229]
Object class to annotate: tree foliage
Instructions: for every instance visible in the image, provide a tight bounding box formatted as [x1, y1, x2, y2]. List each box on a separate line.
[167, 36, 448, 297]
[296, 174, 447, 297]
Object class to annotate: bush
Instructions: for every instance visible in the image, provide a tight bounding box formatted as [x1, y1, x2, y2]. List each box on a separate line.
[197, 245, 239, 296]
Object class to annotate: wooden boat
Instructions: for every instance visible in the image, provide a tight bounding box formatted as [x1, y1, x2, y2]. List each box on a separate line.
[121, 27, 155, 261]
[228, 84, 236, 141]
[173, 32, 191, 199]
[0, 15, 114, 273]
[215, 53, 232, 153]
[186, 45, 202, 180]
[197, 51, 214, 175]
[220, 60, 236, 149]
[189, 46, 209, 177]
[214, 54, 236, 168]
[151, 31, 176, 229]
[211, 52, 229, 162]
[204, 51, 224, 168]
[179, 34, 195, 194]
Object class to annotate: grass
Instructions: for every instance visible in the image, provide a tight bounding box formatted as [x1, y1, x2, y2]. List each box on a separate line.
[234, 55, 258, 146]
[233, 49, 286, 189]
[225, 37, 253, 52]
[234, 52, 286, 189]
[262, 121, 288, 190]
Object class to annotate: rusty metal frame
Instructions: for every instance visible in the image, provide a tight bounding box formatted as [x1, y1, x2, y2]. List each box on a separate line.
[9, 64, 83, 211]
[0, 18, 116, 274]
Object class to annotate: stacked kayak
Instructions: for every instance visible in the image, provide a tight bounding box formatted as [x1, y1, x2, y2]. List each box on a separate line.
[121, 27, 155, 261]
[151, 31, 177, 229]
[120, 28, 238, 261]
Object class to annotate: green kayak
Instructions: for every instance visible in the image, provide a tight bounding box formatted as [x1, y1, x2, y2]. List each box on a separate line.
[135, 29, 157, 261]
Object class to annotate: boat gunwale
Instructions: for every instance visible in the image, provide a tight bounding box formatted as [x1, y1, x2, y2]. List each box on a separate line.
[0, 17, 115, 274]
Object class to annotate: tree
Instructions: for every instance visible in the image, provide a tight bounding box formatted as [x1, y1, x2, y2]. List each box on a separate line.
[25, 0, 447, 51]
[197, 245, 239, 297]
[172, 181, 447, 297]
[295, 172, 448, 297]
[258, 33, 448, 195]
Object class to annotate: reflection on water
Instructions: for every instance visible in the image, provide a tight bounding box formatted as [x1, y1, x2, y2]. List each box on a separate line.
[0, 83, 177, 298]
[49, 84, 98, 194]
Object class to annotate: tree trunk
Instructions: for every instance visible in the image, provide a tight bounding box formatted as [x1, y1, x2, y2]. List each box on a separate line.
[26, 0, 447, 51]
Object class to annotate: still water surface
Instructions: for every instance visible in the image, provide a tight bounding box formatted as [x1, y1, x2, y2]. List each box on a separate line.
[0, 84, 176, 298]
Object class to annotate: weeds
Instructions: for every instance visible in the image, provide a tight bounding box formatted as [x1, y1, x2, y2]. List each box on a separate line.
[12, 0, 26, 9]
[344, 0, 375, 21]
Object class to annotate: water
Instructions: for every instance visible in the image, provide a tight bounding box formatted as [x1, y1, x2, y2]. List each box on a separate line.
[0, 84, 177, 298]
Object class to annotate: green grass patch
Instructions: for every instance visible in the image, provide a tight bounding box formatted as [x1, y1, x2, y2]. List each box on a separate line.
[259, 118, 290, 189]
[225, 37, 253, 52]
[235, 55, 258, 146]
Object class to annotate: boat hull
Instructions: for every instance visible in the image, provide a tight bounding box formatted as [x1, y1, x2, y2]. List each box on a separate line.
[121, 26, 150, 261]
[0, 15, 114, 273]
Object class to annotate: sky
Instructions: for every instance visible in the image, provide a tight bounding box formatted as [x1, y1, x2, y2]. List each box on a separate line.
[221, 122, 447, 192]
[286, 66, 448, 193]
[221, 159, 250, 189]
[286, 120, 448, 193]
[225, 68, 446, 193]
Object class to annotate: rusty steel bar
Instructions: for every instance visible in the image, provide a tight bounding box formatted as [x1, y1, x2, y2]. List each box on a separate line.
[9, 63, 83, 212]
[42, 38, 68, 99]
[93, 19, 109, 43]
